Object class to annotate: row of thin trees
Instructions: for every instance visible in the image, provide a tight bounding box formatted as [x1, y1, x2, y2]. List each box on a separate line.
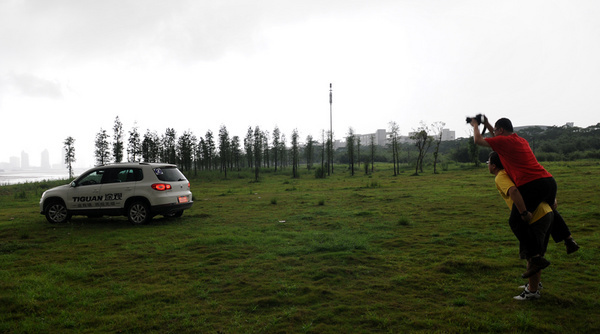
[64, 117, 330, 181]
[63, 117, 449, 180]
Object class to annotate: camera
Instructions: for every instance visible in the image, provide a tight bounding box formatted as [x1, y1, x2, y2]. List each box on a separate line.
[466, 114, 487, 135]
[466, 114, 485, 125]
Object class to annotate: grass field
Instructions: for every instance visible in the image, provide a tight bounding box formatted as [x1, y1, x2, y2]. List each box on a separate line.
[1, 161, 599, 333]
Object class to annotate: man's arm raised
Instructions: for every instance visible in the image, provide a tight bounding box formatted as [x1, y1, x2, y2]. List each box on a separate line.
[471, 118, 491, 147]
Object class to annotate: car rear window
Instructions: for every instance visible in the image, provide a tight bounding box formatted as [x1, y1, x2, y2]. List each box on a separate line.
[153, 167, 187, 182]
[103, 168, 143, 183]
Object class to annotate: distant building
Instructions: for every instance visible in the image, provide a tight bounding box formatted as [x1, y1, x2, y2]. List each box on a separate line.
[333, 127, 456, 148]
[441, 128, 455, 141]
[408, 128, 455, 141]
[21, 151, 29, 169]
[41, 149, 51, 170]
[355, 129, 388, 147]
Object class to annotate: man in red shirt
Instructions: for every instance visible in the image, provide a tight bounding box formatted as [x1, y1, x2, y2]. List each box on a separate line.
[471, 117, 579, 276]
[489, 151, 552, 299]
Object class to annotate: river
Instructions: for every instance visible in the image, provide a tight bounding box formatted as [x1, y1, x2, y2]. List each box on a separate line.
[0, 170, 74, 186]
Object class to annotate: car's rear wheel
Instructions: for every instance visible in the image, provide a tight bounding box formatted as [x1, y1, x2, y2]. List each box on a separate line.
[127, 201, 151, 225]
[45, 200, 71, 224]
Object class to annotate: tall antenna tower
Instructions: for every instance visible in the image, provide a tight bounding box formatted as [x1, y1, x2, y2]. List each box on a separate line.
[329, 83, 333, 174]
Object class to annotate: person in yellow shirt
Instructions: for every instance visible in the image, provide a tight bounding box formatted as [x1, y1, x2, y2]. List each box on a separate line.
[488, 151, 553, 300]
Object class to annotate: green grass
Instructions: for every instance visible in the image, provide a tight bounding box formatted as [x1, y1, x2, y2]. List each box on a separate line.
[1, 161, 599, 333]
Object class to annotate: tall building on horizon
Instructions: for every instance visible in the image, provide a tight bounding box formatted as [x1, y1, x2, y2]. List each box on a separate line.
[21, 151, 29, 169]
[41, 149, 51, 170]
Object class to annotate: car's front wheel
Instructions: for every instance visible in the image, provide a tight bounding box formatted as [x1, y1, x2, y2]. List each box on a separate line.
[45, 200, 71, 224]
[127, 201, 152, 225]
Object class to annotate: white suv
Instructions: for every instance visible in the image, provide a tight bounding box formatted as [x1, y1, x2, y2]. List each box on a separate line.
[40, 163, 193, 224]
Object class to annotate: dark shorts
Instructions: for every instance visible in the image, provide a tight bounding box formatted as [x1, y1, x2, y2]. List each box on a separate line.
[516, 212, 553, 260]
[517, 177, 557, 212]
[511, 176, 571, 243]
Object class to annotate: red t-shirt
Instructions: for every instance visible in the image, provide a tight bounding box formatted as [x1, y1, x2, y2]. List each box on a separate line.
[485, 133, 552, 187]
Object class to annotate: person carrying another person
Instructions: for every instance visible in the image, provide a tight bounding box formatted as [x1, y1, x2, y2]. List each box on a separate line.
[470, 116, 579, 275]
[488, 151, 552, 300]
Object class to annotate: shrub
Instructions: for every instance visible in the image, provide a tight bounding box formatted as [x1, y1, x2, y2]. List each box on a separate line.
[397, 216, 411, 226]
[314, 167, 326, 179]
[14, 191, 28, 200]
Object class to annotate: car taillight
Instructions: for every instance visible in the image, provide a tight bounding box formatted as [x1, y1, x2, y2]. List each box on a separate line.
[151, 183, 172, 191]
[188, 182, 191, 188]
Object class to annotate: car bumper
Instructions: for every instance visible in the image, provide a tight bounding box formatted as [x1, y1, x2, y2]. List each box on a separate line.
[150, 201, 193, 215]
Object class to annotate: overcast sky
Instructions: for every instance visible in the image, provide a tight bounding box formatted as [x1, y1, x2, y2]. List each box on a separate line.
[1, 0, 599, 168]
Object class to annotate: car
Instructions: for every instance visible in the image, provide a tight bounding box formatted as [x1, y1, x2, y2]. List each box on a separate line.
[40, 162, 193, 224]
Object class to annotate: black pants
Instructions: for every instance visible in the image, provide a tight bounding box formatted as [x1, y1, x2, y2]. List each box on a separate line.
[509, 177, 572, 255]
[509, 211, 553, 259]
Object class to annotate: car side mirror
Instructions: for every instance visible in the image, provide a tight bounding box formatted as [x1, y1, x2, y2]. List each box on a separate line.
[70, 181, 77, 187]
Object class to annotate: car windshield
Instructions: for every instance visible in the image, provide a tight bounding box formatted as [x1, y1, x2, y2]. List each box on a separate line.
[76, 170, 104, 186]
[153, 167, 187, 182]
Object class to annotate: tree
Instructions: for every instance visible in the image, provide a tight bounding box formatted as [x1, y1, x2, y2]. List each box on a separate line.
[63, 136, 76, 179]
[431, 121, 445, 174]
[369, 134, 376, 174]
[218, 125, 231, 177]
[244, 127, 254, 169]
[127, 124, 142, 162]
[94, 128, 110, 165]
[519, 126, 545, 154]
[262, 130, 270, 169]
[356, 135, 361, 170]
[291, 129, 300, 178]
[411, 122, 433, 175]
[468, 135, 480, 166]
[272, 127, 281, 172]
[112, 116, 124, 163]
[231, 136, 242, 171]
[142, 130, 160, 163]
[318, 130, 326, 178]
[204, 130, 216, 170]
[163, 128, 177, 164]
[279, 133, 287, 169]
[305, 135, 314, 170]
[346, 128, 356, 176]
[193, 136, 200, 175]
[389, 121, 401, 176]
[253, 126, 263, 181]
[177, 130, 195, 171]
[197, 138, 206, 170]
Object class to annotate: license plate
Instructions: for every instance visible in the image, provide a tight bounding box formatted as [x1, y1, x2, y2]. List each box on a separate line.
[178, 196, 189, 203]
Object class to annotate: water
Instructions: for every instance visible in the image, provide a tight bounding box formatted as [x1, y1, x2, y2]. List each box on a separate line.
[0, 170, 73, 186]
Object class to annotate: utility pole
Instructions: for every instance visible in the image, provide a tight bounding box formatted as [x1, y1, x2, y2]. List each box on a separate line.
[329, 83, 334, 175]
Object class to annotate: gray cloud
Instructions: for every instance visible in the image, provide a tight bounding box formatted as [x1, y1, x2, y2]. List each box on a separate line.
[0, 0, 379, 68]
[0, 0, 277, 67]
[5, 73, 63, 98]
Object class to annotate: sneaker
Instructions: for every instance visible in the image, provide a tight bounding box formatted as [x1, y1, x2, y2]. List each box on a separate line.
[519, 282, 543, 290]
[522, 257, 551, 278]
[514, 287, 541, 300]
[565, 238, 580, 254]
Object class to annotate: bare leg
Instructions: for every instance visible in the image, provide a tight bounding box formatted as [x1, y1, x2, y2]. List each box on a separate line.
[529, 270, 542, 292]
